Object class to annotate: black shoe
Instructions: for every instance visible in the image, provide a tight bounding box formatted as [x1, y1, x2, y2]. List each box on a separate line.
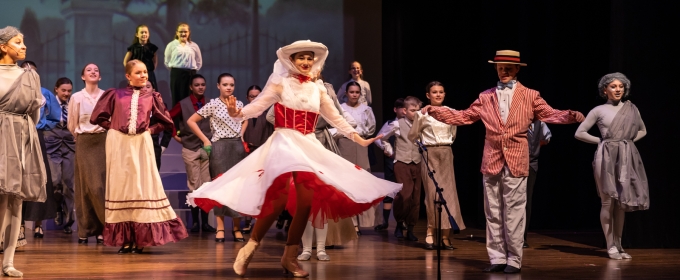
[275, 218, 285, 229]
[394, 223, 405, 239]
[63, 226, 73, 234]
[190, 223, 200, 233]
[483, 264, 507, 273]
[441, 237, 454, 250]
[424, 234, 434, 250]
[34, 226, 44, 238]
[406, 231, 418, 241]
[131, 246, 144, 254]
[118, 245, 132, 254]
[374, 223, 388, 231]
[97, 236, 105, 244]
[202, 224, 217, 233]
[215, 230, 225, 243]
[523, 241, 529, 248]
[78, 238, 88, 244]
[242, 225, 252, 234]
[405, 225, 418, 241]
[232, 230, 245, 242]
[326, 245, 335, 249]
[355, 226, 362, 236]
[504, 265, 521, 274]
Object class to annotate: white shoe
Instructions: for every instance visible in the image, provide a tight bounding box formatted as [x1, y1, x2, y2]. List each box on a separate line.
[297, 250, 312, 261]
[620, 251, 632, 259]
[607, 247, 622, 260]
[2, 266, 23, 277]
[317, 250, 330, 261]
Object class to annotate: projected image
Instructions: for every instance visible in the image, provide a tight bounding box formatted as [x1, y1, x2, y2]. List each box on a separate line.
[4, 0, 344, 103]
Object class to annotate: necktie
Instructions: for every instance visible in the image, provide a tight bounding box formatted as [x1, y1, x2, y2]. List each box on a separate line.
[196, 101, 203, 109]
[497, 80, 516, 90]
[60, 103, 68, 127]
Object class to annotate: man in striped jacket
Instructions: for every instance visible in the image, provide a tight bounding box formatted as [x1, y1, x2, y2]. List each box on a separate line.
[425, 50, 585, 274]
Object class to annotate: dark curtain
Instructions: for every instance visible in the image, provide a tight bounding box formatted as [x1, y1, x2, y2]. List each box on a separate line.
[382, 0, 680, 248]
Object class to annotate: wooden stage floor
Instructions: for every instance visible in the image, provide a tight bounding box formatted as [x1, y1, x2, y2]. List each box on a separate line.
[13, 224, 680, 279]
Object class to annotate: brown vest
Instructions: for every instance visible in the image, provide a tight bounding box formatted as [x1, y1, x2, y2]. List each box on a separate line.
[179, 97, 212, 151]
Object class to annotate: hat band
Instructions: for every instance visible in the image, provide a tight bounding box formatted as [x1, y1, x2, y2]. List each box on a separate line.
[493, 55, 521, 62]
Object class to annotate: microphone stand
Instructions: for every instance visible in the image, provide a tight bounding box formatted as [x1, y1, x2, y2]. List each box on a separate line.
[416, 140, 459, 280]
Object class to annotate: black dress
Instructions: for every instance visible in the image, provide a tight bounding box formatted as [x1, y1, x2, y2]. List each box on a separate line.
[127, 42, 159, 90]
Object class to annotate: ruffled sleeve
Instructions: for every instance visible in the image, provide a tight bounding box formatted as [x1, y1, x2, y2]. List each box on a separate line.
[149, 92, 173, 135]
[90, 88, 116, 129]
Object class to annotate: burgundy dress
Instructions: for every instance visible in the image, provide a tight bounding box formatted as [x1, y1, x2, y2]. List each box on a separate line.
[91, 86, 188, 247]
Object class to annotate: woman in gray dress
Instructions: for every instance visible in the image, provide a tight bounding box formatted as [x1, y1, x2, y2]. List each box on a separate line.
[0, 26, 47, 277]
[575, 72, 649, 260]
[187, 73, 247, 242]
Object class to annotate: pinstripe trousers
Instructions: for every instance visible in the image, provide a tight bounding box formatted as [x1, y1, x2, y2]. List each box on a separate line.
[483, 165, 527, 268]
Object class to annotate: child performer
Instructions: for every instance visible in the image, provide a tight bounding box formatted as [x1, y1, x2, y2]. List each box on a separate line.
[407, 81, 465, 250]
[90, 60, 188, 254]
[373, 98, 405, 231]
[124, 25, 159, 90]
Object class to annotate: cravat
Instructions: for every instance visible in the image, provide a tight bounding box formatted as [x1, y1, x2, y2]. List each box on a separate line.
[497, 80, 516, 90]
[196, 101, 203, 109]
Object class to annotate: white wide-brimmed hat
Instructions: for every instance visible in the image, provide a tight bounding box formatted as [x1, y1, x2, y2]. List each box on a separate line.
[487, 50, 527, 66]
[276, 40, 329, 76]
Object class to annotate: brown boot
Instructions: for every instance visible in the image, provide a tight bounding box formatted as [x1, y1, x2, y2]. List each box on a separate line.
[281, 245, 309, 278]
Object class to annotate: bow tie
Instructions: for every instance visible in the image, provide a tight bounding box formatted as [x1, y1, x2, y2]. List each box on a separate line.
[497, 80, 516, 90]
[292, 74, 312, 83]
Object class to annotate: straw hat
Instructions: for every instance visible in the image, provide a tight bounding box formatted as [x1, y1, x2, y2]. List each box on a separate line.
[487, 50, 527, 66]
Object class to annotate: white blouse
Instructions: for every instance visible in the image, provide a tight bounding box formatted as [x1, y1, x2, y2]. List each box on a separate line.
[197, 98, 243, 141]
[67, 88, 106, 135]
[340, 103, 375, 138]
[164, 40, 202, 70]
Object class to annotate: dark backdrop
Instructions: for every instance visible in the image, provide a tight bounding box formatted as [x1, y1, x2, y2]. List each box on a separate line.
[382, 0, 680, 248]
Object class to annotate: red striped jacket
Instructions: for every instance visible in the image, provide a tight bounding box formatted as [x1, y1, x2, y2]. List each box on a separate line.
[430, 82, 580, 177]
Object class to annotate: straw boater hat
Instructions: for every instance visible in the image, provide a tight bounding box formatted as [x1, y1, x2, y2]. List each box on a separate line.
[276, 40, 329, 76]
[487, 50, 527, 66]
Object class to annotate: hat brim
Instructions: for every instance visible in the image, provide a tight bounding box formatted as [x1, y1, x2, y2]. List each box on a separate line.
[279, 41, 328, 59]
[488, 60, 527, 66]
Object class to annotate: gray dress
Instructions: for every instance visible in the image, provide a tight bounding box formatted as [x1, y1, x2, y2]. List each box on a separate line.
[0, 65, 46, 201]
[592, 102, 649, 211]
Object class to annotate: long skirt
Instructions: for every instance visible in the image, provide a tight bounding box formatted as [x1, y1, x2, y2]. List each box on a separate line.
[188, 128, 401, 229]
[325, 217, 358, 246]
[22, 130, 57, 221]
[338, 138, 379, 228]
[74, 133, 107, 238]
[209, 137, 245, 218]
[102, 130, 188, 247]
[422, 146, 465, 230]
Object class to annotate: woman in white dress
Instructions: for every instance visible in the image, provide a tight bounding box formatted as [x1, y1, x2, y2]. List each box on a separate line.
[187, 40, 400, 278]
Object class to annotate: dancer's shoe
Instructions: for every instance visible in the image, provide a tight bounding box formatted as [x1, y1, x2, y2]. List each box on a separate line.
[2, 265, 22, 277]
[281, 245, 309, 278]
[233, 239, 259, 276]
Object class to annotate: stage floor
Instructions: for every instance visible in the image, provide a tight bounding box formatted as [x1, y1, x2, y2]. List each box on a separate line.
[13, 223, 680, 279]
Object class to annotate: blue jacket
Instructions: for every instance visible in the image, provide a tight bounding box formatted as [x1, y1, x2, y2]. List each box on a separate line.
[36, 87, 61, 130]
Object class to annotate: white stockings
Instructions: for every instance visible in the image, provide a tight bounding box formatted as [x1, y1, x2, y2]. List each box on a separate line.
[0, 195, 23, 277]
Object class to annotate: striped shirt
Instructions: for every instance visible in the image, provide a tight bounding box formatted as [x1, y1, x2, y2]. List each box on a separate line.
[429, 82, 580, 177]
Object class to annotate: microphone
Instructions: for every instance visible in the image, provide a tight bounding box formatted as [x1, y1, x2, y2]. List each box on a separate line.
[415, 140, 427, 152]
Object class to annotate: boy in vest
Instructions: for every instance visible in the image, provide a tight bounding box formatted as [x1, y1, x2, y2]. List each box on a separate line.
[168, 74, 216, 233]
[375, 96, 422, 241]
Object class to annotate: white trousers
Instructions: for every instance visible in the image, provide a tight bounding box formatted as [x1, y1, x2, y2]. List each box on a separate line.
[483, 165, 527, 268]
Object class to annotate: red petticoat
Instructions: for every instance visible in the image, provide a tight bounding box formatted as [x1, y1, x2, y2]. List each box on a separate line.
[194, 171, 383, 228]
[103, 218, 189, 247]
